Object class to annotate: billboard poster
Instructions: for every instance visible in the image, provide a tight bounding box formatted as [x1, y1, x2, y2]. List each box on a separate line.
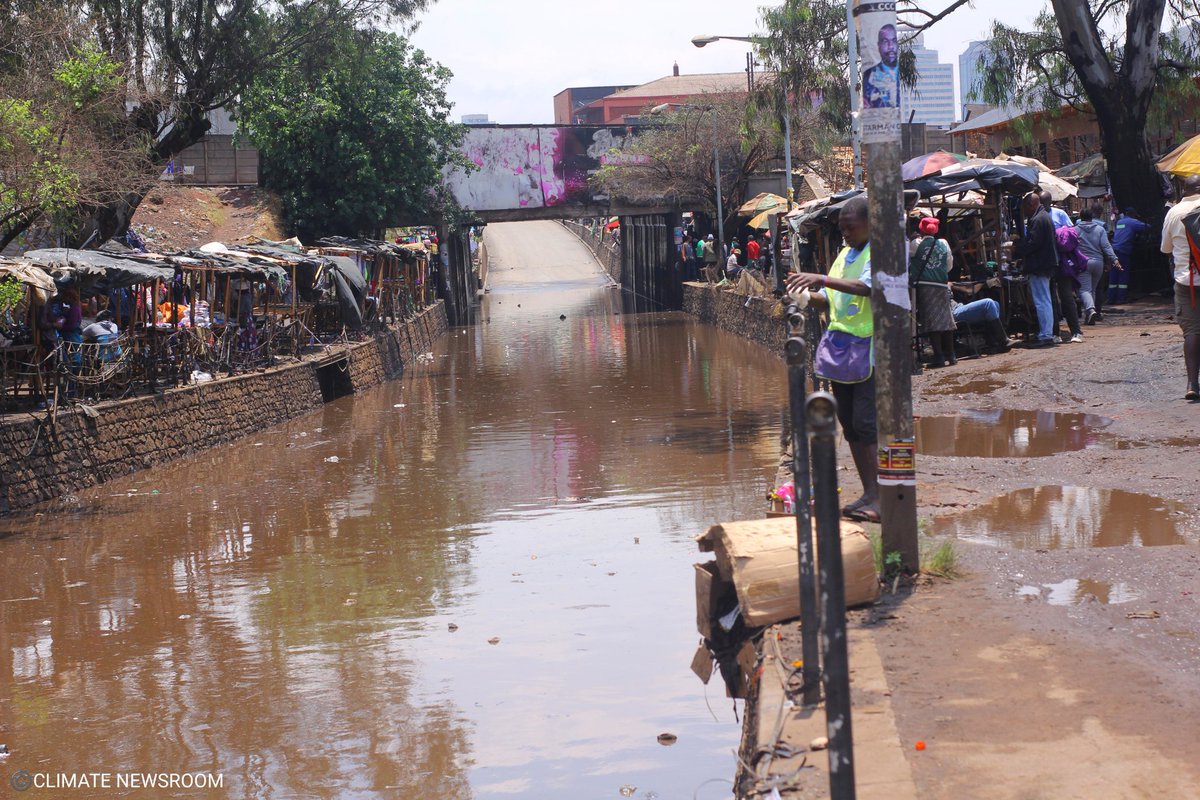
[855, 1, 901, 144]
[446, 126, 637, 213]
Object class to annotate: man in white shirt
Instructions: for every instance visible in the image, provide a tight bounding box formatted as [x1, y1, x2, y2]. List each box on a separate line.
[1160, 175, 1200, 400]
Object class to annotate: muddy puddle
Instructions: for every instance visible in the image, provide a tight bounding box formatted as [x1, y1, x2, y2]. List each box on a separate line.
[933, 486, 1191, 549]
[915, 409, 1116, 457]
[1017, 578, 1141, 606]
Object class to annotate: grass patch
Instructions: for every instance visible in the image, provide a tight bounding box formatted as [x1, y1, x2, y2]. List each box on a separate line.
[869, 524, 961, 579]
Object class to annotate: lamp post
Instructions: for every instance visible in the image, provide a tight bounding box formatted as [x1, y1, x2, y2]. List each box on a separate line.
[650, 102, 724, 267]
[693, 33, 793, 291]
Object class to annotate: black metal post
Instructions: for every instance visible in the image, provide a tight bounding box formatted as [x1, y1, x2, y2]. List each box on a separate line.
[807, 391, 856, 799]
[786, 304, 820, 707]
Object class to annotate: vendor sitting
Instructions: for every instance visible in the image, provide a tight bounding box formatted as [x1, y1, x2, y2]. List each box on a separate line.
[950, 289, 1012, 354]
[82, 309, 120, 343]
[83, 309, 122, 362]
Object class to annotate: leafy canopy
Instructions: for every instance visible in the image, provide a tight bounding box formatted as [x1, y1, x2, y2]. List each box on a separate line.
[239, 29, 465, 240]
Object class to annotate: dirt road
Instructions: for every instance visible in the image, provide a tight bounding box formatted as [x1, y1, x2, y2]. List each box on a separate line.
[873, 299, 1200, 798]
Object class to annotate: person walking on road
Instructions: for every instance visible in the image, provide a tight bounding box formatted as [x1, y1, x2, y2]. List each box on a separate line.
[1012, 191, 1059, 347]
[1111, 208, 1150, 304]
[1074, 205, 1118, 325]
[785, 196, 879, 523]
[1159, 175, 1200, 401]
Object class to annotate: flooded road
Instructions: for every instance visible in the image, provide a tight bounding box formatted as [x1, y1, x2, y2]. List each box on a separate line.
[0, 221, 785, 799]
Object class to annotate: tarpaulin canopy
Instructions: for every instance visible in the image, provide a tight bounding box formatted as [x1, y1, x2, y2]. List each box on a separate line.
[0, 258, 58, 302]
[326, 255, 367, 329]
[23, 248, 175, 287]
[905, 159, 1040, 198]
[786, 189, 866, 234]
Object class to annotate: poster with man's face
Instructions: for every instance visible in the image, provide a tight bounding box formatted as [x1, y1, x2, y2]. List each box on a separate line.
[855, 1, 901, 143]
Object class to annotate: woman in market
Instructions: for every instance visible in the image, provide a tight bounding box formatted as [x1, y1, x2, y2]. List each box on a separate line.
[911, 217, 958, 367]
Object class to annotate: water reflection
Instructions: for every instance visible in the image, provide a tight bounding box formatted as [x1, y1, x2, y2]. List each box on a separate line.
[915, 409, 1115, 458]
[0, 245, 785, 797]
[934, 486, 1190, 549]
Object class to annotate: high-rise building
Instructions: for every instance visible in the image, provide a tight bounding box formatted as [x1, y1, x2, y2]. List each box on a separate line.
[901, 33, 955, 127]
[462, 114, 491, 125]
[958, 40, 994, 115]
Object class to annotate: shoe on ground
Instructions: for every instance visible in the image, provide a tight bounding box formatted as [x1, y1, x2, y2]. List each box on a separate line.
[1085, 310, 1100, 325]
[1060, 333, 1073, 344]
[1187, 384, 1200, 402]
[1070, 333, 1084, 343]
[1030, 338, 1056, 348]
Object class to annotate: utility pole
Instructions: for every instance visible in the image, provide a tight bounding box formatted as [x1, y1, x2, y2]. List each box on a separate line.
[852, 1, 918, 571]
[845, 0, 863, 189]
[712, 109, 725, 263]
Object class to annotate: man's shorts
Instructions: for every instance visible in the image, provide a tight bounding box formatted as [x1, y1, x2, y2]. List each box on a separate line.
[1176, 283, 1200, 337]
[830, 374, 877, 445]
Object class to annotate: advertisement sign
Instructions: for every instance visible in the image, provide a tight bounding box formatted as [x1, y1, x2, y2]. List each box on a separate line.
[855, 1, 901, 144]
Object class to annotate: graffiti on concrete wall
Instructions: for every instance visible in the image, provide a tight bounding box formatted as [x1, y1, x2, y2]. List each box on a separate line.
[445, 126, 634, 212]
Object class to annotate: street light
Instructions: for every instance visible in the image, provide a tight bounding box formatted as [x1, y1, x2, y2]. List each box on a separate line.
[693, 32, 792, 292]
[650, 102, 724, 270]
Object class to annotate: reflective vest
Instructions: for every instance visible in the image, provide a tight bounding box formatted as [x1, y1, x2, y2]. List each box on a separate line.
[827, 244, 873, 338]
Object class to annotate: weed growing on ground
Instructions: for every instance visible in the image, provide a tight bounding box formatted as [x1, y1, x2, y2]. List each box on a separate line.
[869, 527, 961, 579]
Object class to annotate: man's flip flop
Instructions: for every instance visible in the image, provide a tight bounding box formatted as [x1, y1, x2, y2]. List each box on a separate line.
[841, 497, 868, 517]
[845, 505, 881, 524]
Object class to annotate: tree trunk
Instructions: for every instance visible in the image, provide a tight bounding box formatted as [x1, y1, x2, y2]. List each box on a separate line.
[1094, 103, 1165, 223]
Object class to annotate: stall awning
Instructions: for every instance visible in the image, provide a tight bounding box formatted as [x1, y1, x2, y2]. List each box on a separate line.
[906, 159, 1040, 198]
[23, 249, 175, 287]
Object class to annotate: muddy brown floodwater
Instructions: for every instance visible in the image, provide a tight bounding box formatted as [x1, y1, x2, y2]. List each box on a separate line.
[0, 222, 783, 799]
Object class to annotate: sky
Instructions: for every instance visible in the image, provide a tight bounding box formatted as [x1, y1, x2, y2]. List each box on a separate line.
[406, 0, 1050, 124]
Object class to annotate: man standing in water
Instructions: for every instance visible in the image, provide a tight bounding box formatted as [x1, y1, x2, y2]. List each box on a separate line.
[785, 196, 879, 522]
[1160, 174, 1200, 400]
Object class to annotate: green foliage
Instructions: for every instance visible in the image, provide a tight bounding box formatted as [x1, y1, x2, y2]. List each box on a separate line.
[0, 277, 25, 315]
[920, 539, 959, 578]
[53, 42, 123, 109]
[239, 29, 465, 240]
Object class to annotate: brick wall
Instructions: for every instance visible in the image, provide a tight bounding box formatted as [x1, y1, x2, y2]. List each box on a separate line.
[681, 283, 786, 356]
[0, 302, 448, 513]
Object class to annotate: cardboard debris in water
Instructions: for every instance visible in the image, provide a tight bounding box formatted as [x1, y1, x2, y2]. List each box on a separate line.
[696, 517, 880, 629]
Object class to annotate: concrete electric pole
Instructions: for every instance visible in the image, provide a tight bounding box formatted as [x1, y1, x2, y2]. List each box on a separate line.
[852, 0, 919, 571]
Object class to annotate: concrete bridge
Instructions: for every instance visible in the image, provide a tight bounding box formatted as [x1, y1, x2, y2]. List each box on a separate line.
[434, 125, 684, 324]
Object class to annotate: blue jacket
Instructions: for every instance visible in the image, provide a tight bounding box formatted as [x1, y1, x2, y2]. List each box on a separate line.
[1112, 214, 1149, 252]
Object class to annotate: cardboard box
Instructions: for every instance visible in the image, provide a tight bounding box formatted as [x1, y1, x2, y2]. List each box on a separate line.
[694, 561, 737, 639]
[696, 517, 880, 628]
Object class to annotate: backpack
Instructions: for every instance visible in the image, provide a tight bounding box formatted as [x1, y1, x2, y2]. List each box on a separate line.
[1182, 207, 1200, 308]
[1054, 226, 1088, 283]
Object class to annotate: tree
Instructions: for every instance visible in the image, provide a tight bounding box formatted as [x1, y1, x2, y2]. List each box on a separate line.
[980, 0, 1200, 219]
[238, 29, 465, 240]
[2, 0, 436, 245]
[752, 0, 971, 188]
[0, 17, 154, 250]
[590, 95, 782, 240]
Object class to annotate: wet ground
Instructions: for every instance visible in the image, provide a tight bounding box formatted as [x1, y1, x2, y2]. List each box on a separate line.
[873, 300, 1200, 797]
[0, 221, 784, 799]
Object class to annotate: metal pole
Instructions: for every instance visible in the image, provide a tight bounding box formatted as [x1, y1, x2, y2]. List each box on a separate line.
[786, 305, 820, 707]
[808, 391, 856, 799]
[776, 111, 793, 294]
[846, 0, 863, 189]
[853, 0, 919, 571]
[712, 110, 725, 263]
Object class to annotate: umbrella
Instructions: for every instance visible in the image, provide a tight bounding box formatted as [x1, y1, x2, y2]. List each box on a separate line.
[748, 208, 781, 229]
[901, 150, 969, 182]
[1157, 133, 1200, 176]
[996, 152, 1054, 174]
[737, 192, 787, 216]
[1038, 171, 1078, 202]
[605, 216, 620, 231]
[906, 158, 1040, 198]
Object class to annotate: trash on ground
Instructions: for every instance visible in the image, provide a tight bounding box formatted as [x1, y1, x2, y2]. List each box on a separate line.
[1126, 610, 1161, 619]
[810, 736, 828, 751]
[656, 732, 677, 746]
[488, 637, 500, 645]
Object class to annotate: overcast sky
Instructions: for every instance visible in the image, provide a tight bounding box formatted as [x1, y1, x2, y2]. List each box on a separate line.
[406, 0, 1051, 124]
